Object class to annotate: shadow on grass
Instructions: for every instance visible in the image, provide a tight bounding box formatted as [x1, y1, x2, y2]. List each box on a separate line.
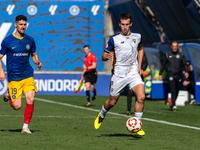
[0, 129, 40, 133]
[100, 133, 143, 139]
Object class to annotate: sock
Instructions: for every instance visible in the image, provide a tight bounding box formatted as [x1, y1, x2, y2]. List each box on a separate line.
[135, 112, 143, 120]
[9, 97, 13, 107]
[23, 123, 28, 129]
[86, 90, 90, 102]
[93, 89, 96, 97]
[24, 103, 34, 126]
[100, 105, 107, 118]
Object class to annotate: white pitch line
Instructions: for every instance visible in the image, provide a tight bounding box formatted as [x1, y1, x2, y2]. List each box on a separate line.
[34, 97, 200, 131]
[0, 115, 121, 119]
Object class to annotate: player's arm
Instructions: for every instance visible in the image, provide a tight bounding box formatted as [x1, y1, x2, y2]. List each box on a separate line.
[31, 52, 43, 70]
[0, 54, 6, 81]
[103, 36, 114, 61]
[89, 55, 97, 69]
[138, 46, 144, 75]
[102, 51, 113, 61]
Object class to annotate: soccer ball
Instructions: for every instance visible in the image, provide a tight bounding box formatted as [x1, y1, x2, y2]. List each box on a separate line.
[126, 117, 142, 133]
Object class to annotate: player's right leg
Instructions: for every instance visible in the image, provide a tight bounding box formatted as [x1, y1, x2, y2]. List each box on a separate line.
[7, 81, 23, 109]
[94, 74, 126, 129]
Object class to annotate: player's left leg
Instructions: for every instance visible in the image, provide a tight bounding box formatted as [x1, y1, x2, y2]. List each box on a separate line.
[132, 84, 145, 119]
[21, 77, 37, 134]
[94, 95, 120, 129]
[85, 82, 91, 106]
[132, 84, 145, 136]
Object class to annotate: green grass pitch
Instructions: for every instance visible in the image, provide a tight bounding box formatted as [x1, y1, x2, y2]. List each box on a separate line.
[0, 95, 200, 150]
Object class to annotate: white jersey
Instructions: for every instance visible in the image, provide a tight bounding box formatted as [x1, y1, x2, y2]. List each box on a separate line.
[105, 32, 143, 77]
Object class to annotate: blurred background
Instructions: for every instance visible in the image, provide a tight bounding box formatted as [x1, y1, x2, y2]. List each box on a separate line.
[0, 0, 200, 103]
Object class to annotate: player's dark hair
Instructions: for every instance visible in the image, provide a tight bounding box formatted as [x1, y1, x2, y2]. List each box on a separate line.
[118, 13, 132, 23]
[15, 15, 27, 22]
[83, 45, 90, 49]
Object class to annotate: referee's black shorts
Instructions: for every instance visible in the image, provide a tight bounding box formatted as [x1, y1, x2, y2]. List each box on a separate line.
[84, 71, 97, 85]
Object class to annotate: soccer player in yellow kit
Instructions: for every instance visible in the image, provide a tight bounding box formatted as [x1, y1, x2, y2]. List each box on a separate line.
[0, 15, 43, 134]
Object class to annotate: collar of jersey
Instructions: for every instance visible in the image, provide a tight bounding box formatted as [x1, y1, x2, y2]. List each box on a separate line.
[12, 33, 25, 40]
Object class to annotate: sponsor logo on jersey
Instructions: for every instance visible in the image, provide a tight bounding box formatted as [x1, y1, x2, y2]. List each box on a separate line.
[26, 44, 30, 50]
[12, 95, 16, 99]
[12, 46, 17, 49]
[13, 53, 28, 56]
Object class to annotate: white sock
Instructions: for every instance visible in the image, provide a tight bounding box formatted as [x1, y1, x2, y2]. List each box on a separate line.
[100, 105, 107, 118]
[23, 123, 28, 129]
[135, 112, 143, 120]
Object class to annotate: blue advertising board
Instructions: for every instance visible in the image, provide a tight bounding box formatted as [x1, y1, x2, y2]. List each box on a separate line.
[0, 74, 111, 96]
[0, 0, 104, 71]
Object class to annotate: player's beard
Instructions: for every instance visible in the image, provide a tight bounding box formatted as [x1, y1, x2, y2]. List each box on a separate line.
[121, 28, 130, 36]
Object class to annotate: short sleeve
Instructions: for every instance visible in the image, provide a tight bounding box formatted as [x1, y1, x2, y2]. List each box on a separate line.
[92, 54, 97, 63]
[138, 36, 143, 48]
[105, 36, 114, 53]
[31, 38, 36, 53]
[0, 40, 8, 55]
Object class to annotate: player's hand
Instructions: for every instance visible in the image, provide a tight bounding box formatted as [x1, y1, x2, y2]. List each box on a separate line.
[38, 62, 43, 70]
[159, 75, 162, 81]
[107, 52, 113, 60]
[83, 64, 87, 70]
[184, 72, 189, 79]
[138, 68, 143, 75]
[0, 72, 6, 81]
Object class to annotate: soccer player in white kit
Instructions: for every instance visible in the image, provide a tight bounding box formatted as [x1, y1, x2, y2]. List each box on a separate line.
[94, 13, 145, 136]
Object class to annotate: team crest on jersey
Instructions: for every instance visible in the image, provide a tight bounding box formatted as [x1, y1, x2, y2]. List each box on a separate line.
[176, 55, 180, 59]
[133, 39, 136, 43]
[26, 44, 30, 50]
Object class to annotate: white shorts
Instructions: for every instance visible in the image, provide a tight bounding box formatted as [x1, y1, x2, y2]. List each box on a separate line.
[110, 73, 144, 96]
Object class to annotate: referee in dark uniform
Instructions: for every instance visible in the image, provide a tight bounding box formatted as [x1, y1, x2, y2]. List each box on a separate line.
[159, 41, 188, 111]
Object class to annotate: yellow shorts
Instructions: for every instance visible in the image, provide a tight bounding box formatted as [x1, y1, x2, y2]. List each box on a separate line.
[8, 77, 37, 102]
